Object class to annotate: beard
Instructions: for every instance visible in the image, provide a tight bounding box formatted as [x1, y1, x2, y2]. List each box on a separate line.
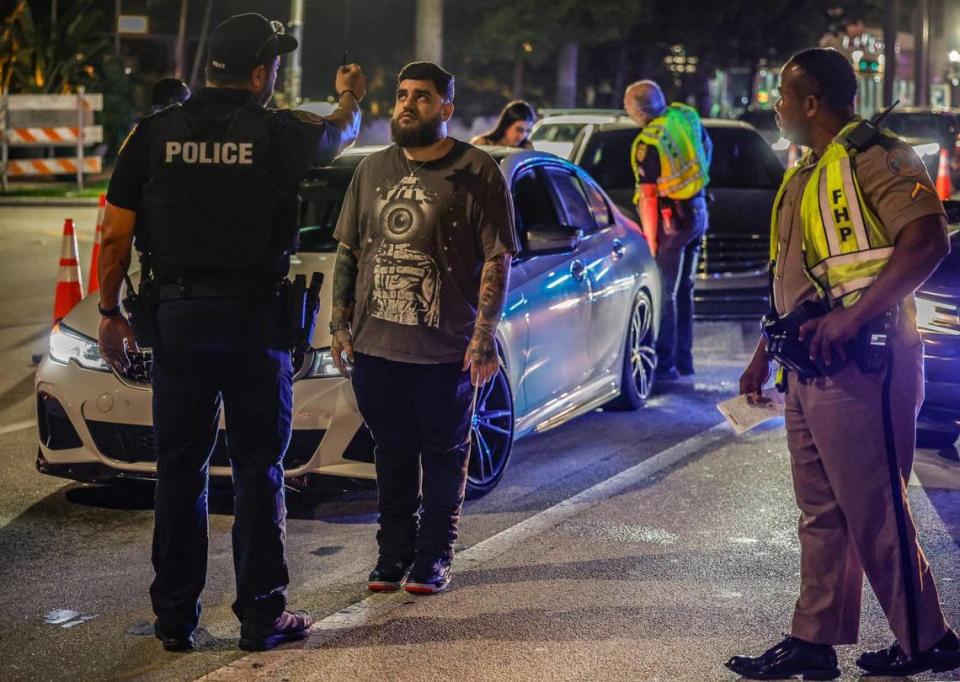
[390, 110, 444, 147]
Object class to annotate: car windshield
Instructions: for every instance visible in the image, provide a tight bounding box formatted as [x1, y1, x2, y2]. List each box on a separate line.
[739, 110, 777, 132]
[531, 123, 586, 142]
[885, 113, 957, 143]
[578, 126, 783, 191]
[297, 168, 354, 253]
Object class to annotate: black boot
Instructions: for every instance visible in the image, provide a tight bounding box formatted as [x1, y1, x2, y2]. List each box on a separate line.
[856, 629, 960, 676]
[725, 635, 840, 680]
[367, 555, 413, 592]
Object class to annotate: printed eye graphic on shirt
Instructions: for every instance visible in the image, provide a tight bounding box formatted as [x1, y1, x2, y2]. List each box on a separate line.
[370, 175, 441, 328]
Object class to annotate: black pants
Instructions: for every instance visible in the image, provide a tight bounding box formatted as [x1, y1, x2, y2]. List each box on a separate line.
[351, 352, 473, 562]
[150, 298, 292, 637]
[655, 198, 708, 373]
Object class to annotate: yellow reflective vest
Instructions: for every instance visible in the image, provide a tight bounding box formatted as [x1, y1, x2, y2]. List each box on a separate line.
[770, 119, 896, 308]
[630, 102, 710, 202]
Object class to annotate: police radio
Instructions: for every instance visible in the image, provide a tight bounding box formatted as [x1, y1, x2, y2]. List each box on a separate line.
[845, 99, 899, 153]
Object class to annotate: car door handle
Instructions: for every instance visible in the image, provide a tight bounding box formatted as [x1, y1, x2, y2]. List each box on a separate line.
[570, 259, 586, 282]
[612, 239, 626, 259]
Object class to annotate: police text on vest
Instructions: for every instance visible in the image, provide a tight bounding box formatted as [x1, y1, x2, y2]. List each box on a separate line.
[165, 141, 253, 165]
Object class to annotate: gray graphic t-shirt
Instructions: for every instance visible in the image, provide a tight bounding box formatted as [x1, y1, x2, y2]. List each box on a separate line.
[334, 140, 517, 364]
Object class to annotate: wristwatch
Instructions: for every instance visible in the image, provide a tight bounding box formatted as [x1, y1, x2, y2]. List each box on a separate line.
[329, 322, 351, 334]
[98, 303, 123, 318]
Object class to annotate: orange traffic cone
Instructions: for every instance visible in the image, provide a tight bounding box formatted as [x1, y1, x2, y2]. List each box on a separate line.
[53, 218, 84, 323]
[936, 147, 952, 200]
[87, 194, 105, 295]
[787, 144, 799, 167]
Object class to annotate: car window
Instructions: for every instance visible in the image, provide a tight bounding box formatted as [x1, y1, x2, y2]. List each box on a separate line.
[578, 129, 638, 193]
[885, 113, 958, 144]
[544, 166, 597, 232]
[530, 123, 586, 142]
[708, 127, 784, 189]
[511, 168, 559, 230]
[578, 126, 783, 192]
[579, 174, 614, 228]
[738, 110, 777, 133]
[297, 169, 354, 253]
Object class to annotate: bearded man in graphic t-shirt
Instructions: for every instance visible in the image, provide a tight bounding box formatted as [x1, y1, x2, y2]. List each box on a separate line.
[330, 61, 518, 594]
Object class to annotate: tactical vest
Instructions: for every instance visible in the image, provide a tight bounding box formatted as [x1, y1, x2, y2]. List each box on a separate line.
[770, 119, 896, 308]
[630, 102, 710, 202]
[137, 101, 299, 277]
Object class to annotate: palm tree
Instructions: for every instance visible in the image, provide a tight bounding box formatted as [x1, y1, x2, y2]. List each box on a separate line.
[0, 0, 109, 94]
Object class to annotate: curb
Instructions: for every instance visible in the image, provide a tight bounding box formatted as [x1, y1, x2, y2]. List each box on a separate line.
[0, 196, 101, 207]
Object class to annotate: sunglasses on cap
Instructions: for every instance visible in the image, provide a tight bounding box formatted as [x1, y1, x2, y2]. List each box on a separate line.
[254, 20, 285, 62]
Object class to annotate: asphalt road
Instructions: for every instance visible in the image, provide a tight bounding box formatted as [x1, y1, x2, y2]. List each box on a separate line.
[0, 205, 958, 681]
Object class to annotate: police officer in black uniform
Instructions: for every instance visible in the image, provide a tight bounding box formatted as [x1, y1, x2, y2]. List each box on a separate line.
[97, 13, 365, 652]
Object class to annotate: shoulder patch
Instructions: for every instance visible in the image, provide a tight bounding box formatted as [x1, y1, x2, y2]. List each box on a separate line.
[885, 147, 924, 177]
[290, 109, 327, 126]
[635, 143, 648, 163]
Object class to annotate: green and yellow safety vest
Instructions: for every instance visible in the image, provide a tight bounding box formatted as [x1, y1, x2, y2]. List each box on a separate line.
[770, 119, 896, 308]
[630, 102, 710, 202]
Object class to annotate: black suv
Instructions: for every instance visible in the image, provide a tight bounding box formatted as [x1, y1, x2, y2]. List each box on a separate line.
[570, 117, 784, 320]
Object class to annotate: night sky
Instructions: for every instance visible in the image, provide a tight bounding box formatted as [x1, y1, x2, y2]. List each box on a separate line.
[29, 0, 421, 101]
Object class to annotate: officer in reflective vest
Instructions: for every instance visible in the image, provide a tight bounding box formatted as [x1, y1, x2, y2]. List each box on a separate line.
[624, 80, 712, 380]
[97, 13, 366, 653]
[727, 47, 958, 680]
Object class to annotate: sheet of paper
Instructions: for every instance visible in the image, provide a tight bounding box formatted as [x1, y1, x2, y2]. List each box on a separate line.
[716, 389, 785, 435]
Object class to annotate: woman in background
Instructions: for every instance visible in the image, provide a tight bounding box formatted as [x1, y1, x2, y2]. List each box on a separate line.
[471, 100, 537, 149]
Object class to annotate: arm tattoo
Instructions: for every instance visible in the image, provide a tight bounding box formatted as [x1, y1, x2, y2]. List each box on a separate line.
[331, 244, 360, 327]
[469, 253, 511, 364]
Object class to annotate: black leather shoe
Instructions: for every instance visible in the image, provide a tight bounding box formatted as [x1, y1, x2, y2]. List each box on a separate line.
[239, 610, 313, 651]
[656, 366, 681, 382]
[725, 635, 840, 680]
[857, 629, 960, 676]
[368, 556, 413, 592]
[155, 631, 195, 652]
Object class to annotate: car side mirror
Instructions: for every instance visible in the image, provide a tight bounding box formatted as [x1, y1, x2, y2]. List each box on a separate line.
[523, 223, 583, 256]
[944, 199, 960, 225]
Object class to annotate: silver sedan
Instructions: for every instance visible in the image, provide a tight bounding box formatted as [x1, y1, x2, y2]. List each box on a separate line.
[35, 147, 661, 498]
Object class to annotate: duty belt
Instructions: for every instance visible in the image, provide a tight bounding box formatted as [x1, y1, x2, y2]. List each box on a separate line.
[661, 193, 707, 218]
[762, 299, 897, 382]
[153, 272, 282, 300]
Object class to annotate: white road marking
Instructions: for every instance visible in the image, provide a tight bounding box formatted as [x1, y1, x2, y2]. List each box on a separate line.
[0, 419, 36, 436]
[197, 421, 732, 681]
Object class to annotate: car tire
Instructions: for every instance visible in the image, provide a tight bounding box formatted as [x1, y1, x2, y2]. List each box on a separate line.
[916, 429, 959, 449]
[465, 363, 514, 499]
[606, 289, 657, 411]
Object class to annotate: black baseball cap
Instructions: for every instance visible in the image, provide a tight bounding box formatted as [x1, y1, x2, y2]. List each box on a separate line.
[207, 13, 298, 76]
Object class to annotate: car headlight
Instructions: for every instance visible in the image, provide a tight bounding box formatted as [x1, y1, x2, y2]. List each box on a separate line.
[917, 296, 960, 335]
[48, 323, 111, 372]
[300, 348, 342, 379]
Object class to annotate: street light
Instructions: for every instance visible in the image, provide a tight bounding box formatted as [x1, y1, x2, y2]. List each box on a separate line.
[950, 50, 960, 63]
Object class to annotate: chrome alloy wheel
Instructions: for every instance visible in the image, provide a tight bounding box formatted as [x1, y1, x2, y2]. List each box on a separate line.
[628, 292, 657, 401]
[466, 366, 514, 498]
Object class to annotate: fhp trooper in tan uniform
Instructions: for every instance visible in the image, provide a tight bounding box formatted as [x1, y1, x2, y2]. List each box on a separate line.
[726, 48, 959, 680]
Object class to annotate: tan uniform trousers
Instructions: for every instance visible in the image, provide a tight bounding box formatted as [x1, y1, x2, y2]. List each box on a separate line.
[785, 336, 949, 655]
